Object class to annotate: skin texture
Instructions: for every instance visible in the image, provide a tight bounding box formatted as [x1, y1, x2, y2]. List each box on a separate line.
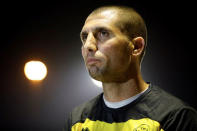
[80, 7, 149, 102]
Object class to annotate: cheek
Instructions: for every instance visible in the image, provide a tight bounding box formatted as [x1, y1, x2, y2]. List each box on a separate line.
[100, 43, 130, 67]
[81, 46, 86, 59]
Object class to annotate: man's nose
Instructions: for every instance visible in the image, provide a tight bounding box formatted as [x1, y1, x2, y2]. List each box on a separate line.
[84, 33, 97, 52]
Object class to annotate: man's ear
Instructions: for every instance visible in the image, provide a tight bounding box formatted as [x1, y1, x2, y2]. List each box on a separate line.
[131, 37, 145, 56]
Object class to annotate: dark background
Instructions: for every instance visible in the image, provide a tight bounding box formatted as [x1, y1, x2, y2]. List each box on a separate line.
[1, 0, 196, 130]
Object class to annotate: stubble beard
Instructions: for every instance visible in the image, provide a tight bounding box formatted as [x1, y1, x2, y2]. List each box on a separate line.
[88, 64, 107, 81]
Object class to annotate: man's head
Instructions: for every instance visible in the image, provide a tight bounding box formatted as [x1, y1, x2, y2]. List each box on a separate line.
[80, 5, 147, 83]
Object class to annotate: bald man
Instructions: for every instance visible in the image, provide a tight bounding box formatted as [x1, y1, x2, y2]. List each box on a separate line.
[64, 6, 197, 131]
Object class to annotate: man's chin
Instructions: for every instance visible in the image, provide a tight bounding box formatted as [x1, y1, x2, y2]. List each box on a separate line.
[87, 65, 107, 81]
[89, 73, 102, 81]
[89, 71, 104, 82]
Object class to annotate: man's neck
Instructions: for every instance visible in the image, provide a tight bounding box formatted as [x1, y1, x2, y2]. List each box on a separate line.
[102, 75, 149, 102]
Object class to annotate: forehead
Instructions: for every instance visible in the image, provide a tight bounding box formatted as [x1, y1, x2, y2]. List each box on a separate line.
[81, 10, 120, 33]
[86, 10, 117, 23]
[81, 19, 113, 32]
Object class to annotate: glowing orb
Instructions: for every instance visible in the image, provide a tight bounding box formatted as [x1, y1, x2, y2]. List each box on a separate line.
[91, 78, 102, 88]
[24, 60, 47, 81]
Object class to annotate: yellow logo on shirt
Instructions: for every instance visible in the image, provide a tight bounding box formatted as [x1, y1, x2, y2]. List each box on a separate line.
[72, 118, 164, 131]
[134, 124, 150, 131]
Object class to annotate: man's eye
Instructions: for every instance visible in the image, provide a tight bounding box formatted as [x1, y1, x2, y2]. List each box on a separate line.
[99, 30, 109, 38]
[81, 34, 88, 42]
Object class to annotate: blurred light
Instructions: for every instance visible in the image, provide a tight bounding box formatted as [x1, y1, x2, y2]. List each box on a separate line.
[91, 78, 102, 88]
[24, 60, 47, 81]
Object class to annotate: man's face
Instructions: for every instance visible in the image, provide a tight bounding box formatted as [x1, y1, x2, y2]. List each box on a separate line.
[80, 10, 133, 82]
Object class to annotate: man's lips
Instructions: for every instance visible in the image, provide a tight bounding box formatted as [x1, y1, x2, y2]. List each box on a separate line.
[86, 58, 101, 65]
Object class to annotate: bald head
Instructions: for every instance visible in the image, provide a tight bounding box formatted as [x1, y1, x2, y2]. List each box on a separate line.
[86, 6, 147, 63]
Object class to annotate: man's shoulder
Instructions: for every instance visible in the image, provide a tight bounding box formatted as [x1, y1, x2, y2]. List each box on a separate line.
[71, 93, 102, 123]
[73, 93, 102, 112]
[149, 84, 188, 108]
[144, 84, 196, 122]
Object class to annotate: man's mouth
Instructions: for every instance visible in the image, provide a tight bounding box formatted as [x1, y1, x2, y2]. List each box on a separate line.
[86, 58, 101, 65]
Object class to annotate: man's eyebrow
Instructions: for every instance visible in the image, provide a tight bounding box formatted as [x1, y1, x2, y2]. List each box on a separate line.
[96, 26, 110, 30]
[80, 30, 87, 36]
[81, 26, 112, 35]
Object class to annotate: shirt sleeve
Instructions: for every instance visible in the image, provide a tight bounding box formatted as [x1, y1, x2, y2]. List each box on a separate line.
[165, 107, 197, 131]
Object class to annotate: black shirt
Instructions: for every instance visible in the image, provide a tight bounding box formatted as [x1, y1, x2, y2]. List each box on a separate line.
[65, 84, 197, 131]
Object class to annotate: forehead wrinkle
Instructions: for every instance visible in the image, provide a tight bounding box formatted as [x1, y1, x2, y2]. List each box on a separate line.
[85, 16, 106, 23]
[86, 14, 117, 24]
